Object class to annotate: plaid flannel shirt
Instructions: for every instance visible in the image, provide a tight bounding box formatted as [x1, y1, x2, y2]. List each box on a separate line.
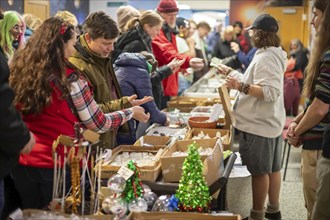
[70, 78, 133, 133]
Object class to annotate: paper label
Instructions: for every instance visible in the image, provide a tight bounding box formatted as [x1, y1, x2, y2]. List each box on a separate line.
[117, 166, 134, 180]
[102, 149, 113, 163]
[83, 129, 100, 143]
[58, 135, 74, 146]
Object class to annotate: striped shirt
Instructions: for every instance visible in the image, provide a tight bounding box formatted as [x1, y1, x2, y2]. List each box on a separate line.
[315, 49, 330, 104]
[302, 49, 330, 149]
[70, 78, 133, 133]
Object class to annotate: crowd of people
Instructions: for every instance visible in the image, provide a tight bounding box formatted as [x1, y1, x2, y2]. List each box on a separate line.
[0, 0, 329, 219]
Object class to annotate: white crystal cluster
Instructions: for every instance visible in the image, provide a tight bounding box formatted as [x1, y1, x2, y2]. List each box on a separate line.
[110, 152, 157, 167]
[191, 131, 222, 140]
[171, 147, 213, 157]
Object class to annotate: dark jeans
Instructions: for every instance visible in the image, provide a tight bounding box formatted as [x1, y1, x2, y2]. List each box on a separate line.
[0, 179, 3, 219]
[11, 166, 54, 209]
[1, 175, 22, 220]
[12, 165, 90, 211]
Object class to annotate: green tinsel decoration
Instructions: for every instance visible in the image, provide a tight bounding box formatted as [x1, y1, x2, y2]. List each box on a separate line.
[175, 142, 211, 212]
[121, 160, 144, 203]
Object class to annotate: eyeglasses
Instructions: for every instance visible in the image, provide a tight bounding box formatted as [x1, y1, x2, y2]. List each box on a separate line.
[12, 24, 24, 32]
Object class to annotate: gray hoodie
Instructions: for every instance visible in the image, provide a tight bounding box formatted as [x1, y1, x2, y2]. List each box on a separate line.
[229, 46, 287, 138]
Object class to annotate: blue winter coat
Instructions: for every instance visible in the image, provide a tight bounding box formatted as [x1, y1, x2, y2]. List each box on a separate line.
[114, 53, 167, 129]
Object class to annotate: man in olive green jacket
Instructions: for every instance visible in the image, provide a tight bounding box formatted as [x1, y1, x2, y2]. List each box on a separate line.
[69, 11, 151, 148]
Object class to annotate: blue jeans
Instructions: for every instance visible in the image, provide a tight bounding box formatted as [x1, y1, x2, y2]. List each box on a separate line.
[0, 178, 4, 218]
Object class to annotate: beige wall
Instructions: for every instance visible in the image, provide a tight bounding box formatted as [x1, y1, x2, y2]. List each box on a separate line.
[24, 0, 50, 21]
[264, 6, 309, 54]
[229, 0, 310, 55]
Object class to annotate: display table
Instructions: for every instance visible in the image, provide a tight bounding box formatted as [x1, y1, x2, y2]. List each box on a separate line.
[142, 153, 237, 211]
[99, 153, 237, 215]
[98, 77, 241, 215]
[182, 68, 239, 99]
[128, 211, 242, 219]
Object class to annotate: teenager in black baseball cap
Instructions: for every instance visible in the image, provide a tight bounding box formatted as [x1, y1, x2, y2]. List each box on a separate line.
[217, 13, 286, 220]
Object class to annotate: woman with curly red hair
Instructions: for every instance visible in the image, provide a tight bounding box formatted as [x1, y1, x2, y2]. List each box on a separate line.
[9, 17, 150, 209]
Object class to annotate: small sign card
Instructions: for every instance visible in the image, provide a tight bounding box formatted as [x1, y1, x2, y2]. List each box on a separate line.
[117, 165, 135, 180]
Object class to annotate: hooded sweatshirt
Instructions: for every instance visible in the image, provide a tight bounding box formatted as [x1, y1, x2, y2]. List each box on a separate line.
[229, 46, 287, 138]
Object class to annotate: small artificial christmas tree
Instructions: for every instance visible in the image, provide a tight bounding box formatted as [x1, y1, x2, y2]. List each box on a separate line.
[121, 160, 144, 203]
[175, 142, 211, 212]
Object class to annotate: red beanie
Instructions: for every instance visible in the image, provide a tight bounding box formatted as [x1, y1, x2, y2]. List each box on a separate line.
[157, 0, 179, 13]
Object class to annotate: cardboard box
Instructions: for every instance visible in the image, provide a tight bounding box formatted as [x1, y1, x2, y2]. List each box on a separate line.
[185, 128, 232, 151]
[163, 106, 195, 113]
[101, 163, 161, 182]
[190, 105, 225, 118]
[22, 209, 112, 219]
[167, 97, 205, 110]
[218, 85, 235, 129]
[101, 145, 163, 182]
[128, 211, 241, 220]
[165, 97, 207, 113]
[170, 96, 207, 102]
[160, 139, 223, 186]
[167, 100, 203, 108]
[145, 126, 188, 138]
[201, 98, 236, 107]
[201, 98, 222, 106]
[134, 136, 171, 147]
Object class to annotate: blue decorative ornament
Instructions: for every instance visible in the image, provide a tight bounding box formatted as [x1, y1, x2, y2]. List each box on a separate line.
[168, 195, 179, 211]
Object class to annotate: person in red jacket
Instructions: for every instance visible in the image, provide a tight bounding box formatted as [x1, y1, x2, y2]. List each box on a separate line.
[152, 0, 204, 109]
[9, 17, 150, 209]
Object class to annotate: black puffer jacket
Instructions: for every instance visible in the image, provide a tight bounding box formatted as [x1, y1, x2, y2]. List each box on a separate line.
[0, 48, 30, 178]
[113, 27, 149, 62]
